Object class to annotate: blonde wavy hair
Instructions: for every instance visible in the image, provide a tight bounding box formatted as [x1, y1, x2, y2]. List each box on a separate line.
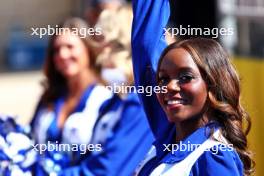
[95, 5, 134, 84]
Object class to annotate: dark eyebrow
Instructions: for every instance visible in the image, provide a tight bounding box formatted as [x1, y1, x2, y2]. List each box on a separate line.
[177, 67, 195, 73]
[159, 67, 195, 73]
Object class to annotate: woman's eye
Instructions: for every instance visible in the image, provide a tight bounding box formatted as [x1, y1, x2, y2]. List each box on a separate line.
[67, 44, 74, 49]
[179, 75, 194, 83]
[158, 76, 169, 85]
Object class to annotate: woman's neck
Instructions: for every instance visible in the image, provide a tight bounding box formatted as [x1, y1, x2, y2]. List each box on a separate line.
[67, 69, 97, 97]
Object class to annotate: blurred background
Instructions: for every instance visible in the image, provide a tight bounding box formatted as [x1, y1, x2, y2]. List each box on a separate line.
[0, 0, 263, 175]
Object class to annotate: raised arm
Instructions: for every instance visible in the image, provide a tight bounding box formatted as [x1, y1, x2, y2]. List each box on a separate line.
[132, 0, 169, 70]
[131, 0, 173, 139]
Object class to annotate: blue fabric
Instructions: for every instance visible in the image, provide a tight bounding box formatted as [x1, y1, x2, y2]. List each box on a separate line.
[131, 0, 174, 140]
[58, 93, 154, 176]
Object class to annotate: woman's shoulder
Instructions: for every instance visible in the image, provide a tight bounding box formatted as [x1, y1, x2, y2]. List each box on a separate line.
[191, 144, 243, 176]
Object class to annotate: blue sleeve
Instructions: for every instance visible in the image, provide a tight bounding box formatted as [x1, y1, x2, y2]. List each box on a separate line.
[191, 146, 244, 176]
[59, 95, 154, 176]
[131, 0, 174, 139]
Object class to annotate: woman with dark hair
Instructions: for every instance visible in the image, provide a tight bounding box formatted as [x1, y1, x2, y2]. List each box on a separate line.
[132, 1, 254, 175]
[31, 17, 113, 174]
[31, 17, 153, 175]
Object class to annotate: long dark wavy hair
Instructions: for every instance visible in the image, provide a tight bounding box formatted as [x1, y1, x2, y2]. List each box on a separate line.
[157, 38, 254, 175]
[41, 17, 101, 106]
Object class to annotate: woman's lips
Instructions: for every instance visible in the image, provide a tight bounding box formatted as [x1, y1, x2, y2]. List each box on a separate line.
[164, 99, 186, 110]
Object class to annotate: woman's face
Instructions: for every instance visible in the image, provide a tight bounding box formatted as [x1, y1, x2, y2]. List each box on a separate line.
[53, 32, 90, 78]
[157, 48, 208, 123]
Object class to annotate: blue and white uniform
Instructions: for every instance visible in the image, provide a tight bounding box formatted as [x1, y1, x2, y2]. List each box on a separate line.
[61, 92, 154, 176]
[131, 0, 244, 175]
[32, 84, 113, 146]
[135, 122, 243, 176]
[31, 84, 113, 174]
[31, 84, 153, 175]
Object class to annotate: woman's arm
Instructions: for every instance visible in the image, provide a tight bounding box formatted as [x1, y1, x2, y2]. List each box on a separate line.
[131, 0, 173, 139]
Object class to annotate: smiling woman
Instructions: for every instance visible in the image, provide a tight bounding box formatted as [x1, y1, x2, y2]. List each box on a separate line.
[30, 18, 114, 175]
[135, 36, 254, 176]
[156, 47, 208, 126]
[156, 38, 254, 174]
[131, 0, 254, 175]
[30, 16, 153, 176]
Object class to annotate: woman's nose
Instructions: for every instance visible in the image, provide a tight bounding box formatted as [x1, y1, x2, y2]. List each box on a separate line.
[57, 47, 70, 59]
[167, 79, 180, 92]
